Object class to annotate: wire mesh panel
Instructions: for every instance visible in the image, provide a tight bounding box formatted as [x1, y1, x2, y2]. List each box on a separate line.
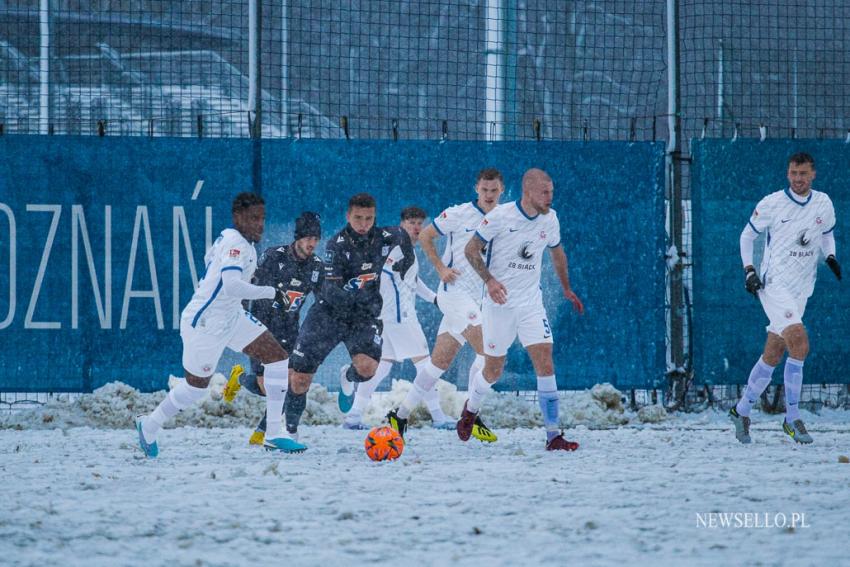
[261, 0, 667, 141]
[679, 1, 850, 141]
[1, 1, 668, 140]
[0, 0, 249, 137]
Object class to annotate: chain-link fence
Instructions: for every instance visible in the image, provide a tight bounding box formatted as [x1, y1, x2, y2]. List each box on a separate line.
[4, 1, 849, 140]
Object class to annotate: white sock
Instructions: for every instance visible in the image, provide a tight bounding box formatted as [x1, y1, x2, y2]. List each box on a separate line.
[784, 357, 805, 422]
[468, 354, 485, 388]
[350, 360, 392, 420]
[263, 359, 289, 439]
[423, 383, 448, 422]
[735, 357, 775, 417]
[467, 369, 493, 414]
[143, 380, 207, 441]
[398, 358, 443, 419]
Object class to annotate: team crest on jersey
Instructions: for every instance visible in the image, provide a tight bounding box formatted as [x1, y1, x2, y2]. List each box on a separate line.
[381, 245, 390, 256]
[816, 216, 823, 225]
[785, 311, 793, 319]
[283, 290, 305, 312]
[482, 219, 489, 225]
[343, 273, 378, 291]
[539, 230, 547, 240]
[440, 211, 448, 218]
[324, 250, 335, 263]
[311, 270, 320, 283]
[518, 241, 535, 259]
[229, 248, 241, 257]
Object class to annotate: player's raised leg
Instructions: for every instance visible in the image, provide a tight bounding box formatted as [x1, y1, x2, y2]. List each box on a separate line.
[730, 333, 784, 443]
[242, 331, 305, 453]
[345, 359, 392, 429]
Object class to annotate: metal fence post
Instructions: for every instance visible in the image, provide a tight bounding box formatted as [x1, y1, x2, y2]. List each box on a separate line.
[666, 0, 687, 407]
[249, 0, 263, 194]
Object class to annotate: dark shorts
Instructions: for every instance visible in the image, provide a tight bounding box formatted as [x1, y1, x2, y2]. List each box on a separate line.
[250, 321, 298, 376]
[289, 304, 383, 374]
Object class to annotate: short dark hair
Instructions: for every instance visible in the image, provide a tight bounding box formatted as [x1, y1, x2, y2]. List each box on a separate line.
[348, 193, 376, 210]
[477, 168, 503, 184]
[232, 192, 264, 214]
[400, 206, 427, 221]
[789, 152, 815, 168]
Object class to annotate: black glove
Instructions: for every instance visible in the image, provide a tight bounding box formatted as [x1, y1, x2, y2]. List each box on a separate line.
[826, 255, 842, 281]
[273, 283, 291, 310]
[744, 266, 762, 297]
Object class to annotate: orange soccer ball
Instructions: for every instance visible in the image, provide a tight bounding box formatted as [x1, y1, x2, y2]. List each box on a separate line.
[364, 426, 405, 461]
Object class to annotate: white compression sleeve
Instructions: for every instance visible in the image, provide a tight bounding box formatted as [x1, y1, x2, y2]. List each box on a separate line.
[822, 231, 836, 257]
[221, 268, 275, 300]
[739, 225, 758, 268]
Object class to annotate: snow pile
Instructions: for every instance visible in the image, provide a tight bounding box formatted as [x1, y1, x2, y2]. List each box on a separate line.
[1, 379, 638, 431]
[637, 404, 668, 423]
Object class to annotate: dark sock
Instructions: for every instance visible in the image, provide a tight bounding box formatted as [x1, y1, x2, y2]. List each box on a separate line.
[285, 391, 307, 433]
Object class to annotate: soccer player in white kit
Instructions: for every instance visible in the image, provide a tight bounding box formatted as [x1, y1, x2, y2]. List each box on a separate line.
[342, 206, 452, 429]
[459, 168, 585, 451]
[729, 152, 841, 444]
[386, 168, 504, 442]
[135, 193, 306, 457]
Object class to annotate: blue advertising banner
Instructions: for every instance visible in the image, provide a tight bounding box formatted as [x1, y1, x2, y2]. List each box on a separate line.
[0, 137, 665, 392]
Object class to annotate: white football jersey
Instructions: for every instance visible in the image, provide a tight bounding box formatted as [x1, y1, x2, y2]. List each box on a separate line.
[431, 201, 488, 298]
[380, 254, 432, 323]
[748, 188, 836, 299]
[183, 228, 260, 331]
[475, 201, 561, 308]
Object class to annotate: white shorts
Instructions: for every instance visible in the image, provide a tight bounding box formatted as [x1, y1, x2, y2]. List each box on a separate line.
[180, 310, 267, 377]
[482, 301, 553, 357]
[759, 285, 807, 335]
[436, 288, 482, 345]
[381, 321, 429, 361]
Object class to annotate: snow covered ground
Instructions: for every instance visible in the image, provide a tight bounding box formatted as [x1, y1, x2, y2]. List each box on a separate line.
[2, 381, 849, 567]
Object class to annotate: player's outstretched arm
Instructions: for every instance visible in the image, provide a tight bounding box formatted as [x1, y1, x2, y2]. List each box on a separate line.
[221, 268, 275, 300]
[465, 235, 507, 304]
[549, 245, 583, 314]
[420, 224, 460, 283]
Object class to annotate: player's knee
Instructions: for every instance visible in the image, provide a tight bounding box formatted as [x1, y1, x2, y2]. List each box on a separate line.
[289, 372, 312, 394]
[482, 364, 503, 382]
[256, 341, 288, 365]
[782, 324, 809, 359]
[185, 373, 211, 388]
[348, 363, 375, 382]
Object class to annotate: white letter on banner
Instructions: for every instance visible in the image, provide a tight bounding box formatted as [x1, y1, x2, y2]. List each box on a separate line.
[172, 207, 200, 329]
[121, 206, 163, 330]
[72, 205, 112, 329]
[0, 204, 15, 329]
[24, 204, 61, 329]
